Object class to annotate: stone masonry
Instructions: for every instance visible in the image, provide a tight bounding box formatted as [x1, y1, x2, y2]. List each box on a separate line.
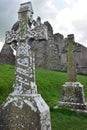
[1, 20, 87, 74]
[0, 2, 51, 130]
[0, 43, 15, 64]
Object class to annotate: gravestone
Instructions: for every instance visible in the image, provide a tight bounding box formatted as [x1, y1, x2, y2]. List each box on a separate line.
[0, 2, 51, 130]
[56, 34, 87, 111]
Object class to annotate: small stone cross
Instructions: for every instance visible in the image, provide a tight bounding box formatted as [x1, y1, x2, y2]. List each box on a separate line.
[57, 34, 86, 111]
[5, 2, 48, 95]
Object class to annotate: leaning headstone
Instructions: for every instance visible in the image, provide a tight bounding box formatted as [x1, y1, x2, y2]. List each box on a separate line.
[0, 2, 51, 130]
[56, 34, 87, 111]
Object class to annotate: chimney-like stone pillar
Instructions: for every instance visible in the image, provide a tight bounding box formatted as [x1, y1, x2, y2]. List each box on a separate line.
[67, 34, 77, 82]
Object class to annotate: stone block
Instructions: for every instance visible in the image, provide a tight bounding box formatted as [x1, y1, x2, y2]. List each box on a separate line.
[0, 93, 51, 130]
[56, 82, 87, 110]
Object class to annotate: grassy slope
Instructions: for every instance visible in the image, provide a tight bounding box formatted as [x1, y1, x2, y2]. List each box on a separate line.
[0, 64, 87, 130]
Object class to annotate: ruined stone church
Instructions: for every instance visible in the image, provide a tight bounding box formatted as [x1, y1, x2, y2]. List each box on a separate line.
[0, 21, 87, 74]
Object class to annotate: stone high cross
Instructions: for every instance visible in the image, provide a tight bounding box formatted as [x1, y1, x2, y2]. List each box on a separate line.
[67, 34, 77, 82]
[0, 2, 51, 130]
[56, 34, 87, 111]
[5, 2, 48, 95]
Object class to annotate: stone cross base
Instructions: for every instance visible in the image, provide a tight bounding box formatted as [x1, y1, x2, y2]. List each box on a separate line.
[0, 93, 51, 130]
[55, 82, 87, 111]
[58, 101, 87, 110]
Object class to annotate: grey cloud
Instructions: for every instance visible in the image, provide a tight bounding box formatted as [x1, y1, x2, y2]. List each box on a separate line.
[72, 19, 87, 44]
[0, 0, 19, 42]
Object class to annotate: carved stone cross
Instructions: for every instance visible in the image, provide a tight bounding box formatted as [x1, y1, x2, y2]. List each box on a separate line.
[0, 2, 51, 130]
[5, 2, 48, 95]
[56, 34, 86, 111]
[67, 34, 77, 82]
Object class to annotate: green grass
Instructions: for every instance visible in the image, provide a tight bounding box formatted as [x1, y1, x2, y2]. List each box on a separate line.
[0, 64, 87, 130]
[0, 64, 15, 104]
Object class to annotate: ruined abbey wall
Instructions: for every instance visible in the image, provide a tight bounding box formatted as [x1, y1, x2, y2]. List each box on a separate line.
[33, 22, 66, 71]
[0, 21, 87, 74]
[0, 43, 15, 64]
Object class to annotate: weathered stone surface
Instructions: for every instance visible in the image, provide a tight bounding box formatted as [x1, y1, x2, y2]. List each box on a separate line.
[33, 22, 62, 70]
[61, 82, 85, 103]
[57, 82, 87, 110]
[0, 94, 51, 130]
[0, 2, 51, 130]
[75, 44, 87, 74]
[54, 33, 67, 71]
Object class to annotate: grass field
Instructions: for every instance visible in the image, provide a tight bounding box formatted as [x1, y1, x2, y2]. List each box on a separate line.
[0, 64, 87, 130]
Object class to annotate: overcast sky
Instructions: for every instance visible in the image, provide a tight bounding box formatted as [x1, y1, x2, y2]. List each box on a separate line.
[0, 0, 87, 50]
